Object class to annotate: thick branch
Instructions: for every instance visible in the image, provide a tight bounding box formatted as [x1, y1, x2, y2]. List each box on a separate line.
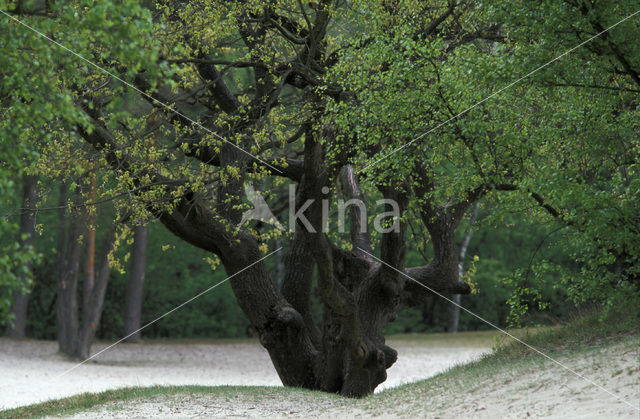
[423, 0, 457, 36]
[298, 132, 354, 316]
[403, 262, 471, 304]
[195, 58, 241, 113]
[339, 164, 373, 256]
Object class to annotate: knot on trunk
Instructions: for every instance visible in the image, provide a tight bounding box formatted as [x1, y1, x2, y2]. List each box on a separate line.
[381, 344, 398, 368]
[260, 306, 306, 347]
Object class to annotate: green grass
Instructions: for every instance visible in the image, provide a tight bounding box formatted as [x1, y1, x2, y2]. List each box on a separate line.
[0, 386, 207, 418]
[3, 310, 637, 418]
[0, 386, 321, 419]
[387, 329, 502, 347]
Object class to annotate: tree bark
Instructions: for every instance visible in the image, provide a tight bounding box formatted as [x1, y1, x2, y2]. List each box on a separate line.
[123, 224, 148, 342]
[77, 225, 117, 359]
[5, 175, 38, 338]
[55, 179, 118, 359]
[56, 183, 82, 356]
[274, 236, 283, 291]
[82, 173, 96, 332]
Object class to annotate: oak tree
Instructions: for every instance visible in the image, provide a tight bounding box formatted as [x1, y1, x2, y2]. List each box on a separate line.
[2, 0, 638, 396]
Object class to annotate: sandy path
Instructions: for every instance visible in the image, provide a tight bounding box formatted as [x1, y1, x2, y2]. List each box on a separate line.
[0, 336, 490, 409]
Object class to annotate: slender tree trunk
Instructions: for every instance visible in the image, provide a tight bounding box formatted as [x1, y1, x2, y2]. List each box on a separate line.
[56, 184, 82, 355]
[5, 175, 38, 338]
[448, 202, 480, 333]
[77, 225, 117, 358]
[123, 224, 148, 342]
[55, 178, 118, 359]
[447, 294, 462, 332]
[82, 173, 96, 329]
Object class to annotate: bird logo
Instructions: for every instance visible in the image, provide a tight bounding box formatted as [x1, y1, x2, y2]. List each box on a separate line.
[237, 183, 285, 231]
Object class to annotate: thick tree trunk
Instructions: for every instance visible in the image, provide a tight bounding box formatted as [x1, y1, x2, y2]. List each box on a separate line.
[123, 224, 148, 342]
[5, 175, 38, 338]
[282, 229, 320, 347]
[153, 136, 473, 397]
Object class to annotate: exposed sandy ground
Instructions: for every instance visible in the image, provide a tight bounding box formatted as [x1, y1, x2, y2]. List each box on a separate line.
[0, 334, 491, 410]
[396, 338, 640, 418]
[54, 336, 640, 418]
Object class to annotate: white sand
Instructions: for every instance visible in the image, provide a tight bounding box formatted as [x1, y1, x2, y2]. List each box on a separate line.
[56, 337, 640, 418]
[0, 336, 489, 410]
[406, 338, 640, 418]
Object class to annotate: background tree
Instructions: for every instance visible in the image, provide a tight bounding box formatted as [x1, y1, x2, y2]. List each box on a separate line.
[55, 178, 121, 359]
[4, 175, 38, 337]
[449, 201, 480, 333]
[123, 224, 148, 343]
[487, 0, 640, 316]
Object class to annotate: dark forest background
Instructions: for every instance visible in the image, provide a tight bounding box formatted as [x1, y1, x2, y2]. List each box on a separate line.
[1, 183, 575, 341]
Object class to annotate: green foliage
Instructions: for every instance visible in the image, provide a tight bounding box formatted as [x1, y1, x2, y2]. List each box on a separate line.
[492, 1, 640, 320]
[0, 176, 38, 326]
[0, 220, 39, 325]
[0, 0, 165, 326]
[327, 0, 640, 321]
[1, 0, 638, 336]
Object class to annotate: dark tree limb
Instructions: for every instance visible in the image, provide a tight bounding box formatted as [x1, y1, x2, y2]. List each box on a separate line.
[339, 164, 373, 256]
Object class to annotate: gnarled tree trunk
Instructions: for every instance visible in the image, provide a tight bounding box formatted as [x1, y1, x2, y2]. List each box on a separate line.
[78, 102, 475, 397]
[72, 2, 479, 396]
